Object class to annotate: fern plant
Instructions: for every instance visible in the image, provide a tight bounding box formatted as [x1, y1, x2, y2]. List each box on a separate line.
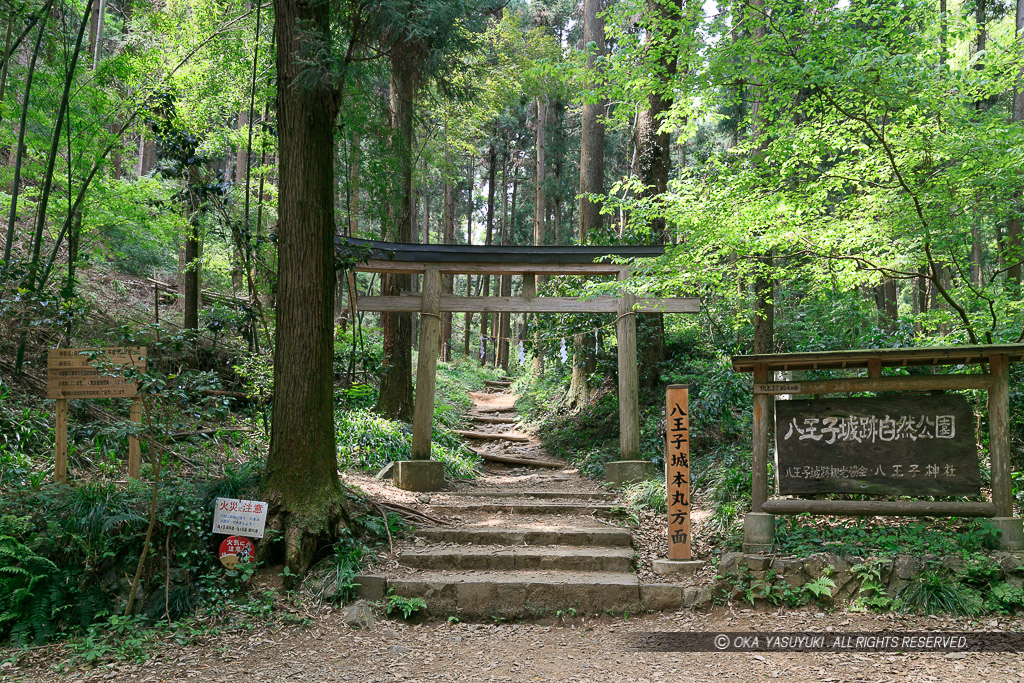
[0, 516, 64, 644]
[802, 575, 837, 601]
[850, 559, 895, 612]
[383, 589, 427, 620]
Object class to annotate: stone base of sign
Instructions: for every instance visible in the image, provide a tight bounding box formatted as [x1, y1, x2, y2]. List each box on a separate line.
[991, 517, 1024, 551]
[394, 460, 445, 492]
[652, 559, 705, 575]
[742, 512, 775, 553]
[605, 460, 656, 488]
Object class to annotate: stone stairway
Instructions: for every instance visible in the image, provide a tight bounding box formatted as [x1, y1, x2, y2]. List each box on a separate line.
[355, 489, 647, 619]
[354, 386, 709, 619]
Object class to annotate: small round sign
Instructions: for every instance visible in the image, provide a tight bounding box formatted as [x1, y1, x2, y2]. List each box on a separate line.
[218, 535, 255, 568]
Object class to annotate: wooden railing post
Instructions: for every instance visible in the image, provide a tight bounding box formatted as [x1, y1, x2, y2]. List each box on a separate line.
[55, 398, 68, 483]
[128, 398, 142, 478]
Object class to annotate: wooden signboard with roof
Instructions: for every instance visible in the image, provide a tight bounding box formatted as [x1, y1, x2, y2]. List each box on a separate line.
[731, 345, 1024, 552]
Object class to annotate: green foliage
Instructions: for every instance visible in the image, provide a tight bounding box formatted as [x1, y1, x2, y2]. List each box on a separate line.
[433, 358, 502, 429]
[303, 529, 372, 606]
[717, 565, 836, 608]
[0, 515, 63, 645]
[802, 575, 837, 601]
[850, 559, 895, 612]
[337, 409, 411, 470]
[532, 386, 621, 478]
[335, 408, 480, 479]
[0, 457, 264, 646]
[382, 589, 427, 620]
[985, 582, 1024, 613]
[356, 509, 408, 544]
[620, 478, 667, 514]
[0, 386, 52, 485]
[774, 517, 1001, 557]
[898, 569, 984, 617]
[66, 615, 154, 666]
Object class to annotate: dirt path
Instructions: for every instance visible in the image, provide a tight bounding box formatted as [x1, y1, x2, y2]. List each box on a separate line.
[12, 608, 1023, 682]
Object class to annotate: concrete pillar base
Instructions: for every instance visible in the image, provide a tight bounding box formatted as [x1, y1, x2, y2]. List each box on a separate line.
[394, 460, 445, 492]
[605, 460, 656, 488]
[991, 517, 1024, 551]
[742, 512, 775, 553]
[652, 559, 705, 575]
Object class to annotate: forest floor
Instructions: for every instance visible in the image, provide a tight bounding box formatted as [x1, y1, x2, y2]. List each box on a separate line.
[5, 389, 1024, 681]
[9, 607, 1024, 681]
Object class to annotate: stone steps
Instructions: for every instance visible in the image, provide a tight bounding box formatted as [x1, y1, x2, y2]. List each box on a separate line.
[468, 415, 517, 425]
[428, 501, 619, 516]
[414, 524, 632, 547]
[443, 490, 616, 501]
[452, 429, 530, 442]
[399, 546, 635, 572]
[355, 382, 708, 620]
[376, 570, 644, 619]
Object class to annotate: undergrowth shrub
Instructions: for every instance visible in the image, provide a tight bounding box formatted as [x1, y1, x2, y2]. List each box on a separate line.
[336, 408, 480, 479]
[302, 528, 373, 605]
[0, 458, 264, 645]
[0, 386, 53, 485]
[898, 568, 984, 617]
[621, 478, 667, 514]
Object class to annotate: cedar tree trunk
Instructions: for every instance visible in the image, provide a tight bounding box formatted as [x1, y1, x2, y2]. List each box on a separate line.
[263, 0, 346, 578]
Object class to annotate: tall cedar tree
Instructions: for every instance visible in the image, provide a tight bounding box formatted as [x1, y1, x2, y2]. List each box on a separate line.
[377, 40, 420, 421]
[567, 0, 606, 408]
[264, 0, 348, 577]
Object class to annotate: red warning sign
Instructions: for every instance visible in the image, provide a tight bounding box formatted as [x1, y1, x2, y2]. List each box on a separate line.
[218, 535, 255, 568]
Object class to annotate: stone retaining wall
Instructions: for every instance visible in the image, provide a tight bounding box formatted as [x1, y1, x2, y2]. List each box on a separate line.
[718, 551, 1024, 605]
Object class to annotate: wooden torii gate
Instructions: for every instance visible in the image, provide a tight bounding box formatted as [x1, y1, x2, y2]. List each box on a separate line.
[341, 238, 700, 491]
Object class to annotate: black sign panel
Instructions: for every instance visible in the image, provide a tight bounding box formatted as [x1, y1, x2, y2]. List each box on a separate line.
[775, 395, 979, 497]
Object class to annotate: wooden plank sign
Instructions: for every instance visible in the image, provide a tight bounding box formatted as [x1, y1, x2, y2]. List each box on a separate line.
[47, 347, 146, 399]
[666, 385, 692, 560]
[775, 394, 980, 497]
[48, 347, 146, 483]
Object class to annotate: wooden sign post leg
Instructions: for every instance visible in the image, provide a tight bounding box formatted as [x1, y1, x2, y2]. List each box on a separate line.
[128, 398, 142, 479]
[988, 354, 1023, 550]
[744, 362, 775, 552]
[55, 398, 68, 483]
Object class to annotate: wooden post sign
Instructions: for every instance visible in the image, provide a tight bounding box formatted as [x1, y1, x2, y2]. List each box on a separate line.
[775, 394, 980, 497]
[47, 347, 146, 483]
[666, 384, 692, 561]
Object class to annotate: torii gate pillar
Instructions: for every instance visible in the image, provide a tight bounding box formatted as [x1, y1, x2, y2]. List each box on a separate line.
[605, 277, 656, 488]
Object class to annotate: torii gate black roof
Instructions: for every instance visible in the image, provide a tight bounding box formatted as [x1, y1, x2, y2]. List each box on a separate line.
[336, 237, 664, 264]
